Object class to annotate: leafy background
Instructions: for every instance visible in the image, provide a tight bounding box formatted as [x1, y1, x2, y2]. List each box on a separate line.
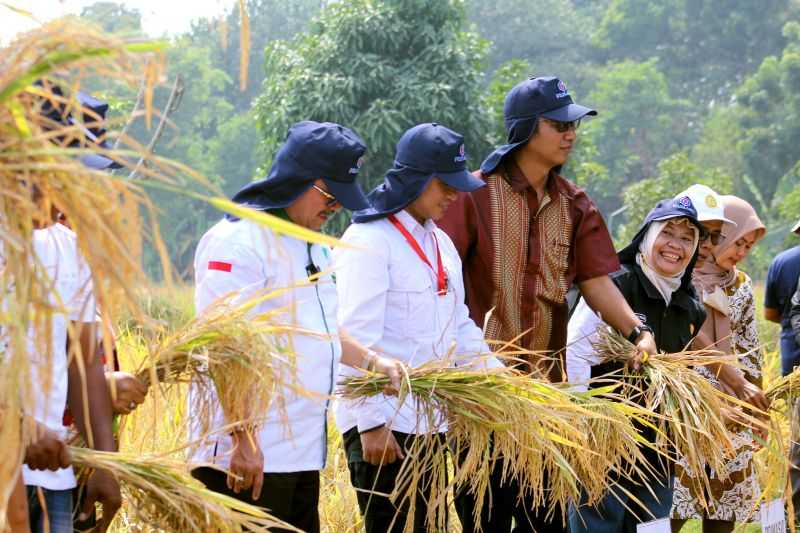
[75, 0, 800, 278]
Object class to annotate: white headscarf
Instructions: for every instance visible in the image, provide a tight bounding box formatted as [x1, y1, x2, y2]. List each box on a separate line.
[635, 219, 698, 305]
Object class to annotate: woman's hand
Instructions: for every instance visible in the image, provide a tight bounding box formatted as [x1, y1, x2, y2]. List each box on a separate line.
[372, 356, 404, 396]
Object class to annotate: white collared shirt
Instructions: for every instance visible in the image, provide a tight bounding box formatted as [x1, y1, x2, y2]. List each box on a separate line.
[191, 217, 342, 472]
[334, 210, 501, 435]
[21, 224, 96, 490]
[565, 298, 604, 392]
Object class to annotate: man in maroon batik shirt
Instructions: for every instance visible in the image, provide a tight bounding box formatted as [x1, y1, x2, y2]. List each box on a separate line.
[439, 76, 658, 533]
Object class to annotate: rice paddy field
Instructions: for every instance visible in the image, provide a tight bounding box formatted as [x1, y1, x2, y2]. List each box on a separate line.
[106, 284, 785, 533]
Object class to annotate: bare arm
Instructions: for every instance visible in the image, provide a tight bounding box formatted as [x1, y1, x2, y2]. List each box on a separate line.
[67, 322, 121, 531]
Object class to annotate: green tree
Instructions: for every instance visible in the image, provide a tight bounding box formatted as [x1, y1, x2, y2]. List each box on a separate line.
[255, 0, 492, 234]
[79, 1, 144, 36]
[592, 0, 796, 104]
[580, 59, 689, 214]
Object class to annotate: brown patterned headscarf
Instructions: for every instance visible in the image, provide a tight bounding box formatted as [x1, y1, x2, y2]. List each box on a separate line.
[693, 195, 765, 353]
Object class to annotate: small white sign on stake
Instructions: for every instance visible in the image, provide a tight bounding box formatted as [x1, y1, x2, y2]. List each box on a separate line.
[761, 498, 786, 533]
[637, 517, 671, 533]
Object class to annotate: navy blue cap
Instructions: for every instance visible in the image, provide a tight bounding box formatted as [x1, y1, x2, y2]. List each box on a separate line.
[35, 81, 122, 170]
[352, 123, 485, 223]
[231, 121, 369, 212]
[480, 76, 597, 175]
[618, 197, 706, 290]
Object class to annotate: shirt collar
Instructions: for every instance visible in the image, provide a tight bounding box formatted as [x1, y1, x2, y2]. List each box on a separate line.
[503, 159, 558, 197]
[395, 209, 436, 236]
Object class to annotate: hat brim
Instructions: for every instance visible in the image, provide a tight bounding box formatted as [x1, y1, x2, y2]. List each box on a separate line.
[324, 178, 370, 211]
[81, 153, 122, 170]
[436, 169, 486, 192]
[696, 213, 736, 226]
[792, 218, 800, 235]
[541, 103, 597, 122]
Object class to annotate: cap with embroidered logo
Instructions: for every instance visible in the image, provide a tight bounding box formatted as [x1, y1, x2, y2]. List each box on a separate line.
[674, 184, 735, 226]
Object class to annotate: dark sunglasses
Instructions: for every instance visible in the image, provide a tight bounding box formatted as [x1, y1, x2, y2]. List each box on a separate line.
[312, 185, 339, 207]
[544, 118, 581, 133]
[699, 229, 723, 245]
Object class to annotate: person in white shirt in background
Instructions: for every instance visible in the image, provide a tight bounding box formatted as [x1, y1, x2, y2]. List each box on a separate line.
[190, 121, 402, 533]
[15, 184, 121, 533]
[335, 123, 504, 533]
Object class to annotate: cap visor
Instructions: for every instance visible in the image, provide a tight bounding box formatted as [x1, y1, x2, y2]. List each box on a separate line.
[437, 169, 486, 192]
[696, 213, 736, 226]
[81, 153, 122, 170]
[792, 219, 800, 235]
[541, 103, 597, 122]
[324, 178, 370, 211]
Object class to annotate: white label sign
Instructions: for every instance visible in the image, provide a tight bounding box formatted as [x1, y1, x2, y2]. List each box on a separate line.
[637, 517, 671, 533]
[761, 498, 786, 533]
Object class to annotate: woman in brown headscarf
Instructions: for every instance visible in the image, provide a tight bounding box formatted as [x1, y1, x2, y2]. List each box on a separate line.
[672, 195, 767, 532]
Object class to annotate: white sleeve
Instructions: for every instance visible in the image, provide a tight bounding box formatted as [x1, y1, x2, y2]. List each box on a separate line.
[194, 241, 272, 316]
[334, 229, 390, 432]
[451, 263, 503, 370]
[565, 298, 604, 392]
[69, 254, 96, 323]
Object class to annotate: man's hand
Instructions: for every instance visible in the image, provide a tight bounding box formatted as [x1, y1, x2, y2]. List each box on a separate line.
[79, 468, 121, 532]
[727, 379, 771, 413]
[227, 431, 264, 500]
[107, 372, 148, 415]
[372, 356, 404, 396]
[24, 423, 71, 471]
[627, 331, 657, 372]
[360, 426, 405, 466]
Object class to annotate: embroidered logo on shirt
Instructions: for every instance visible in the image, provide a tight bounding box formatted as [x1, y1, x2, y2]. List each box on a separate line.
[208, 261, 232, 272]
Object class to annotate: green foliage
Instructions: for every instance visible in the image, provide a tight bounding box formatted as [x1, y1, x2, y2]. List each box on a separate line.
[255, 0, 493, 234]
[593, 0, 796, 103]
[617, 152, 732, 243]
[79, 1, 144, 36]
[581, 59, 689, 213]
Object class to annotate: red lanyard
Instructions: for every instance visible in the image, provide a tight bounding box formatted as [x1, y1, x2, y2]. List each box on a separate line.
[387, 214, 448, 296]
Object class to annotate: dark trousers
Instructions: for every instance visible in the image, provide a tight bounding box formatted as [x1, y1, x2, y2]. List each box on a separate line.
[343, 427, 446, 533]
[191, 466, 320, 533]
[454, 454, 568, 533]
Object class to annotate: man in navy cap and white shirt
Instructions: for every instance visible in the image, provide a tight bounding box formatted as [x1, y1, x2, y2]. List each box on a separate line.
[334, 123, 504, 533]
[191, 120, 403, 533]
[439, 76, 658, 532]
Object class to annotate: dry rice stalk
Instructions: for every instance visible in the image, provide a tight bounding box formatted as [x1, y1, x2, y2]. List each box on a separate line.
[340, 361, 653, 530]
[591, 327, 765, 510]
[134, 292, 299, 435]
[69, 446, 299, 532]
[766, 365, 800, 405]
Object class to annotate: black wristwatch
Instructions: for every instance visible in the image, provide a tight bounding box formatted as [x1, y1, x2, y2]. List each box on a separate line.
[627, 324, 653, 344]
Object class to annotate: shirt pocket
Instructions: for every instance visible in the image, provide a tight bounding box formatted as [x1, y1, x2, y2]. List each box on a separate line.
[386, 267, 435, 339]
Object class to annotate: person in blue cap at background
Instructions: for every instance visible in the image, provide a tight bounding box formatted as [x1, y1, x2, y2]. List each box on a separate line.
[334, 123, 504, 533]
[567, 197, 706, 532]
[438, 76, 657, 533]
[190, 120, 403, 533]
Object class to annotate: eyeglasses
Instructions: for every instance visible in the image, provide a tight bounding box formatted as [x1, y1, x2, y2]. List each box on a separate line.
[699, 229, 723, 245]
[543, 118, 581, 133]
[312, 185, 339, 207]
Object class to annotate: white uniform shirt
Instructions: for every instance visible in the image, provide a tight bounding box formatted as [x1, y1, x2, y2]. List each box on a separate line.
[565, 298, 604, 392]
[191, 217, 342, 473]
[21, 224, 96, 490]
[334, 210, 501, 435]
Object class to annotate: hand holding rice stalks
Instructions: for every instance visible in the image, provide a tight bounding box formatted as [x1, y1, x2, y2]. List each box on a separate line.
[135, 293, 296, 434]
[766, 365, 800, 405]
[340, 361, 652, 528]
[591, 326, 765, 508]
[70, 446, 298, 532]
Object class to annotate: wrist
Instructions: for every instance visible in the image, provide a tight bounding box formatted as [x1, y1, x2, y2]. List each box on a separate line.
[626, 323, 653, 344]
[363, 349, 378, 372]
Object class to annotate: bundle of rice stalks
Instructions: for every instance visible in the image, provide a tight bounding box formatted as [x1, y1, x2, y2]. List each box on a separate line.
[69, 446, 299, 532]
[591, 327, 765, 509]
[766, 365, 800, 405]
[135, 292, 298, 435]
[340, 361, 652, 529]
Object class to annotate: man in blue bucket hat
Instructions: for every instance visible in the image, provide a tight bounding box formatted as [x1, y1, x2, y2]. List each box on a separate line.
[191, 120, 403, 533]
[334, 123, 504, 533]
[439, 77, 658, 533]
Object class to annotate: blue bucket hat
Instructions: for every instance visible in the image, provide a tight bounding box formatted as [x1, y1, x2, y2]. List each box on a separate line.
[35, 81, 122, 170]
[352, 123, 485, 223]
[618, 196, 706, 290]
[231, 121, 369, 212]
[480, 76, 597, 175]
